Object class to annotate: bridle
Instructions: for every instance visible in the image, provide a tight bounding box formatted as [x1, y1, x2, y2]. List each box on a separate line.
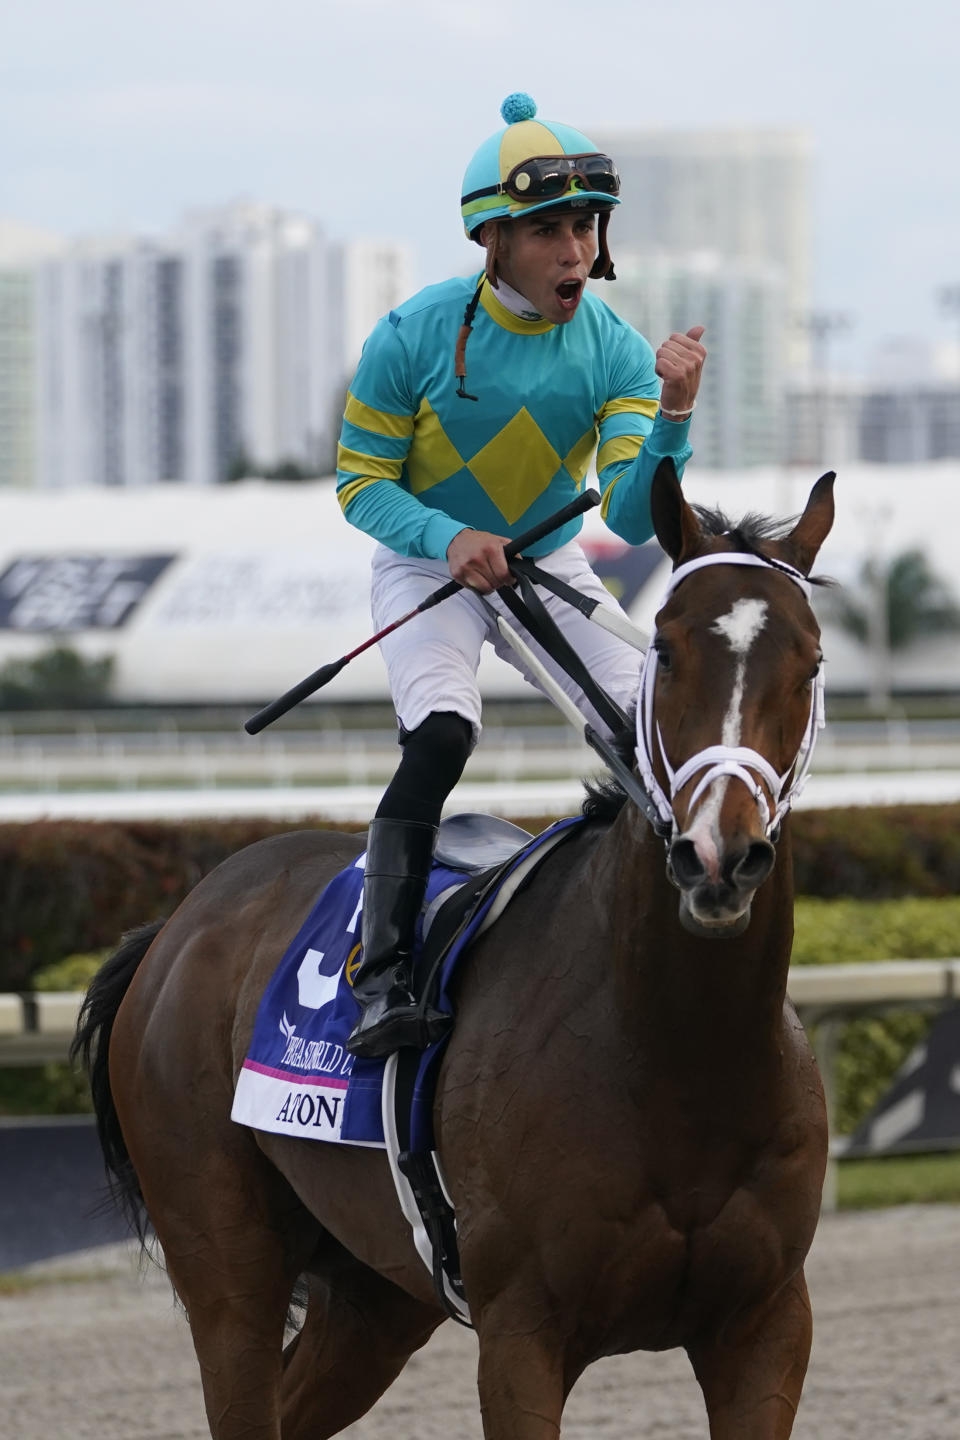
[635, 551, 826, 842]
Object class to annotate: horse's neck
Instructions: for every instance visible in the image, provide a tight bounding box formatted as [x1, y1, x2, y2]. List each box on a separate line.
[594, 804, 794, 1071]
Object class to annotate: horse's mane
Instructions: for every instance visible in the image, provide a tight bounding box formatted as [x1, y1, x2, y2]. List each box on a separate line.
[695, 505, 790, 545]
[580, 505, 832, 822]
[693, 506, 832, 588]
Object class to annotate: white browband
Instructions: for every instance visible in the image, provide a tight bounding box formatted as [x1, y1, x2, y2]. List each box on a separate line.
[635, 552, 825, 838]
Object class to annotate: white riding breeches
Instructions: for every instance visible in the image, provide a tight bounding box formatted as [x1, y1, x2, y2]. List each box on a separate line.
[371, 540, 642, 744]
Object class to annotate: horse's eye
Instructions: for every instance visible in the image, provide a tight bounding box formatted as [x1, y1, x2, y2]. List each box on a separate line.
[655, 644, 672, 673]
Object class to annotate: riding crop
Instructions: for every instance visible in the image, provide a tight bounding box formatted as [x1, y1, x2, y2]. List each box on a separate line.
[244, 489, 601, 734]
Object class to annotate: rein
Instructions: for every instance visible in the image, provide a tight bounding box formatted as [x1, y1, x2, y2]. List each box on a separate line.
[635, 551, 826, 841]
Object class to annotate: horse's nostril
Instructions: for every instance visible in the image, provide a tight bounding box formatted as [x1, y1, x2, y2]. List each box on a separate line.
[730, 839, 776, 890]
[668, 837, 707, 888]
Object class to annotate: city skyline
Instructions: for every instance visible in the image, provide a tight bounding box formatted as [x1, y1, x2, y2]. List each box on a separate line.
[0, 205, 412, 488]
[3, 0, 959, 380]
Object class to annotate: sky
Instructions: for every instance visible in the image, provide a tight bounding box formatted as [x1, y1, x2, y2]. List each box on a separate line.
[3, 0, 959, 377]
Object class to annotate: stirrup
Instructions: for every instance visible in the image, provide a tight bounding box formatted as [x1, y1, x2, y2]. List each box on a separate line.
[347, 985, 451, 1060]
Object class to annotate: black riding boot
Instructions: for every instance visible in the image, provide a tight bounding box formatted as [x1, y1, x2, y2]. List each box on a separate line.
[346, 818, 451, 1059]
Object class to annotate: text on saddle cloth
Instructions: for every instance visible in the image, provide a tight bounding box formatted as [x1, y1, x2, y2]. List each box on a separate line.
[230, 816, 584, 1149]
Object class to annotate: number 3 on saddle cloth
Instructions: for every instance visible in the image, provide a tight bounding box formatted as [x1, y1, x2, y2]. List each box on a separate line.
[231, 813, 583, 1151]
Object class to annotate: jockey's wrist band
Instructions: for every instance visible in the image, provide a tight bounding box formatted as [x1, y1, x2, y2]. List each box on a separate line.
[659, 401, 695, 419]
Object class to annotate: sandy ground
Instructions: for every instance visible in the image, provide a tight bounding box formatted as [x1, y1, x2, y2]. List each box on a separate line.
[2, 1205, 958, 1440]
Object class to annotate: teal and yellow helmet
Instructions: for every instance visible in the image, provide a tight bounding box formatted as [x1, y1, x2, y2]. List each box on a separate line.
[460, 93, 621, 239]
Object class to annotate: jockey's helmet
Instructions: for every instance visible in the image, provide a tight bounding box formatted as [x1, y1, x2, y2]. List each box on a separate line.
[460, 94, 621, 240]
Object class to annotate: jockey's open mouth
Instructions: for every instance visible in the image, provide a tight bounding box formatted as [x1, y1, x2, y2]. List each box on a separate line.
[556, 278, 584, 313]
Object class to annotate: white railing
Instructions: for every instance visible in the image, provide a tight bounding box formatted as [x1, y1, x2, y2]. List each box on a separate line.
[4, 964, 958, 1211]
[3, 962, 958, 1069]
[1, 718, 960, 793]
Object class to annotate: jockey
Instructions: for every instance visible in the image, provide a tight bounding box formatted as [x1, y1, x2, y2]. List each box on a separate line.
[337, 93, 706, 1058]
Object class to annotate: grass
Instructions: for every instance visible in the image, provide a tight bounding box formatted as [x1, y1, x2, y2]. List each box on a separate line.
[0, 1065, 92, 1116]
[0, 1268, 118, 1296]
[837, 1151, 960, 1209]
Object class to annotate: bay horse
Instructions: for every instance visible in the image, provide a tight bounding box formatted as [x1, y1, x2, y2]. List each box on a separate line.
[75, 464, 834, 1439]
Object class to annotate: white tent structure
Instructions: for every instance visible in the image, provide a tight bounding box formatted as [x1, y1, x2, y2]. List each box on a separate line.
[1, 464, 958, 706]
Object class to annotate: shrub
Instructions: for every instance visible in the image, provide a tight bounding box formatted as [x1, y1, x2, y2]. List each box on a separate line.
[1, 807, 959, 992]
[32, 952, 109, 992]
[0, 645, 114, 709]
[792, 895, 960, 1135]
[3, 822, 958, 1133]
[831, 1011, 932, 1136]
[791, 805, 960, 899]
[792, 896, 960, 966]
[0, 817, 360, 989]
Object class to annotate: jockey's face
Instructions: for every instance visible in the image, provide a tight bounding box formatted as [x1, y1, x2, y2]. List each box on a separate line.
[483, 211, 599, 325]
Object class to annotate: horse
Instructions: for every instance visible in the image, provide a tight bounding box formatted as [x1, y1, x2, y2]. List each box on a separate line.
[75, 462, 834, 1439]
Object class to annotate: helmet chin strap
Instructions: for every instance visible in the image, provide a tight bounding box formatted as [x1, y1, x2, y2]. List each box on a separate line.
[459, 209, 615, 400]
[483, 224, 503, 288]
[589, 209, 616, 281]
[478, 207, 615, 285]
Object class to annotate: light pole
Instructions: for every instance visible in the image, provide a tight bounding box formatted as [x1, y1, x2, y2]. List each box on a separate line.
[858, 502, 893, 715]
[937, 285, 960, 374]
[794, 311, 853, 464]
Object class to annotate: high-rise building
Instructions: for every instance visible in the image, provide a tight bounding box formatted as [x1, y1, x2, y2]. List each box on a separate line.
[176, 203, 334, 483]
[20, 204, 411, 488]
[36, 235, 145, 489]
[603, 250, 786, 468]
[784, 381, 960, 465]
[331, 239, 414, 376]
[0, 222, 62, 488]
[593, 128, 812, 373]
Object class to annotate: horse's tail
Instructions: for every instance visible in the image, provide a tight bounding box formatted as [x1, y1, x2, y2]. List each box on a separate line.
[71, 919, 166, 1245]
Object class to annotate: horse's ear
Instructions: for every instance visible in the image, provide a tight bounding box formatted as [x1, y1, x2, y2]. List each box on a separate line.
[783, 470, 836, 575]
[650, 457, 702, 563]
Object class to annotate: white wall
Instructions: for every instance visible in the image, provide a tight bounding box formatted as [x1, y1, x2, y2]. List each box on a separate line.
[1, 466, 958, 704]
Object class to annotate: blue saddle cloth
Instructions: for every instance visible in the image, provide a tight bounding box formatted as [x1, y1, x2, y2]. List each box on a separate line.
[231, 817, 582, 1149]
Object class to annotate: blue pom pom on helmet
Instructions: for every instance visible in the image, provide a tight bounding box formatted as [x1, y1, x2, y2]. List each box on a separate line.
[500, 92, 537, 125]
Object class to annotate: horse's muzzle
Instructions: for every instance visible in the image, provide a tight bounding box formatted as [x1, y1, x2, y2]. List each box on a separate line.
[667, 835, 777, 937]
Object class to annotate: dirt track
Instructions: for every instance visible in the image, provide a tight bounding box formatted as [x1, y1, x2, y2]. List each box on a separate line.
[2, 1205, 958, 1440]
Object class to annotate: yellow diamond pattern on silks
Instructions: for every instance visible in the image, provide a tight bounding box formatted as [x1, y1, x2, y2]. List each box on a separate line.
[467, 408, 562, 525]
[405, 397, 466, 495]
[563, 426, 599, 484]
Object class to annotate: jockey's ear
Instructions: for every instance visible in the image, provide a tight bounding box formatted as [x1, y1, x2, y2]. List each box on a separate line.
[782, 471, 836, 575]
[650, 457, 702, 564]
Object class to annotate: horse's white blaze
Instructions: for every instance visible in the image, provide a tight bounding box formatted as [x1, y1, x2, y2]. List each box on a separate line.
[712, 597, 769, 660]
[713, 598, 768, 747]
[685, 599, 769, 876]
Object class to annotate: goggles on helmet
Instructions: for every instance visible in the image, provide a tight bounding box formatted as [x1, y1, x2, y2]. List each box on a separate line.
[462, 152, 620, 207]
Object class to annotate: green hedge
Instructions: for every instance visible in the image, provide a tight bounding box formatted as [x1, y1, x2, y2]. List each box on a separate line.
[0, 817, 367, 990]
[18, 894, 960, 1134]
[790, 804, 960, 898]
[792, 896, 960, 966]
[2, 804, 959, 991]
[792, 895, 960, 1134]
[7, 823, 960, 1134]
